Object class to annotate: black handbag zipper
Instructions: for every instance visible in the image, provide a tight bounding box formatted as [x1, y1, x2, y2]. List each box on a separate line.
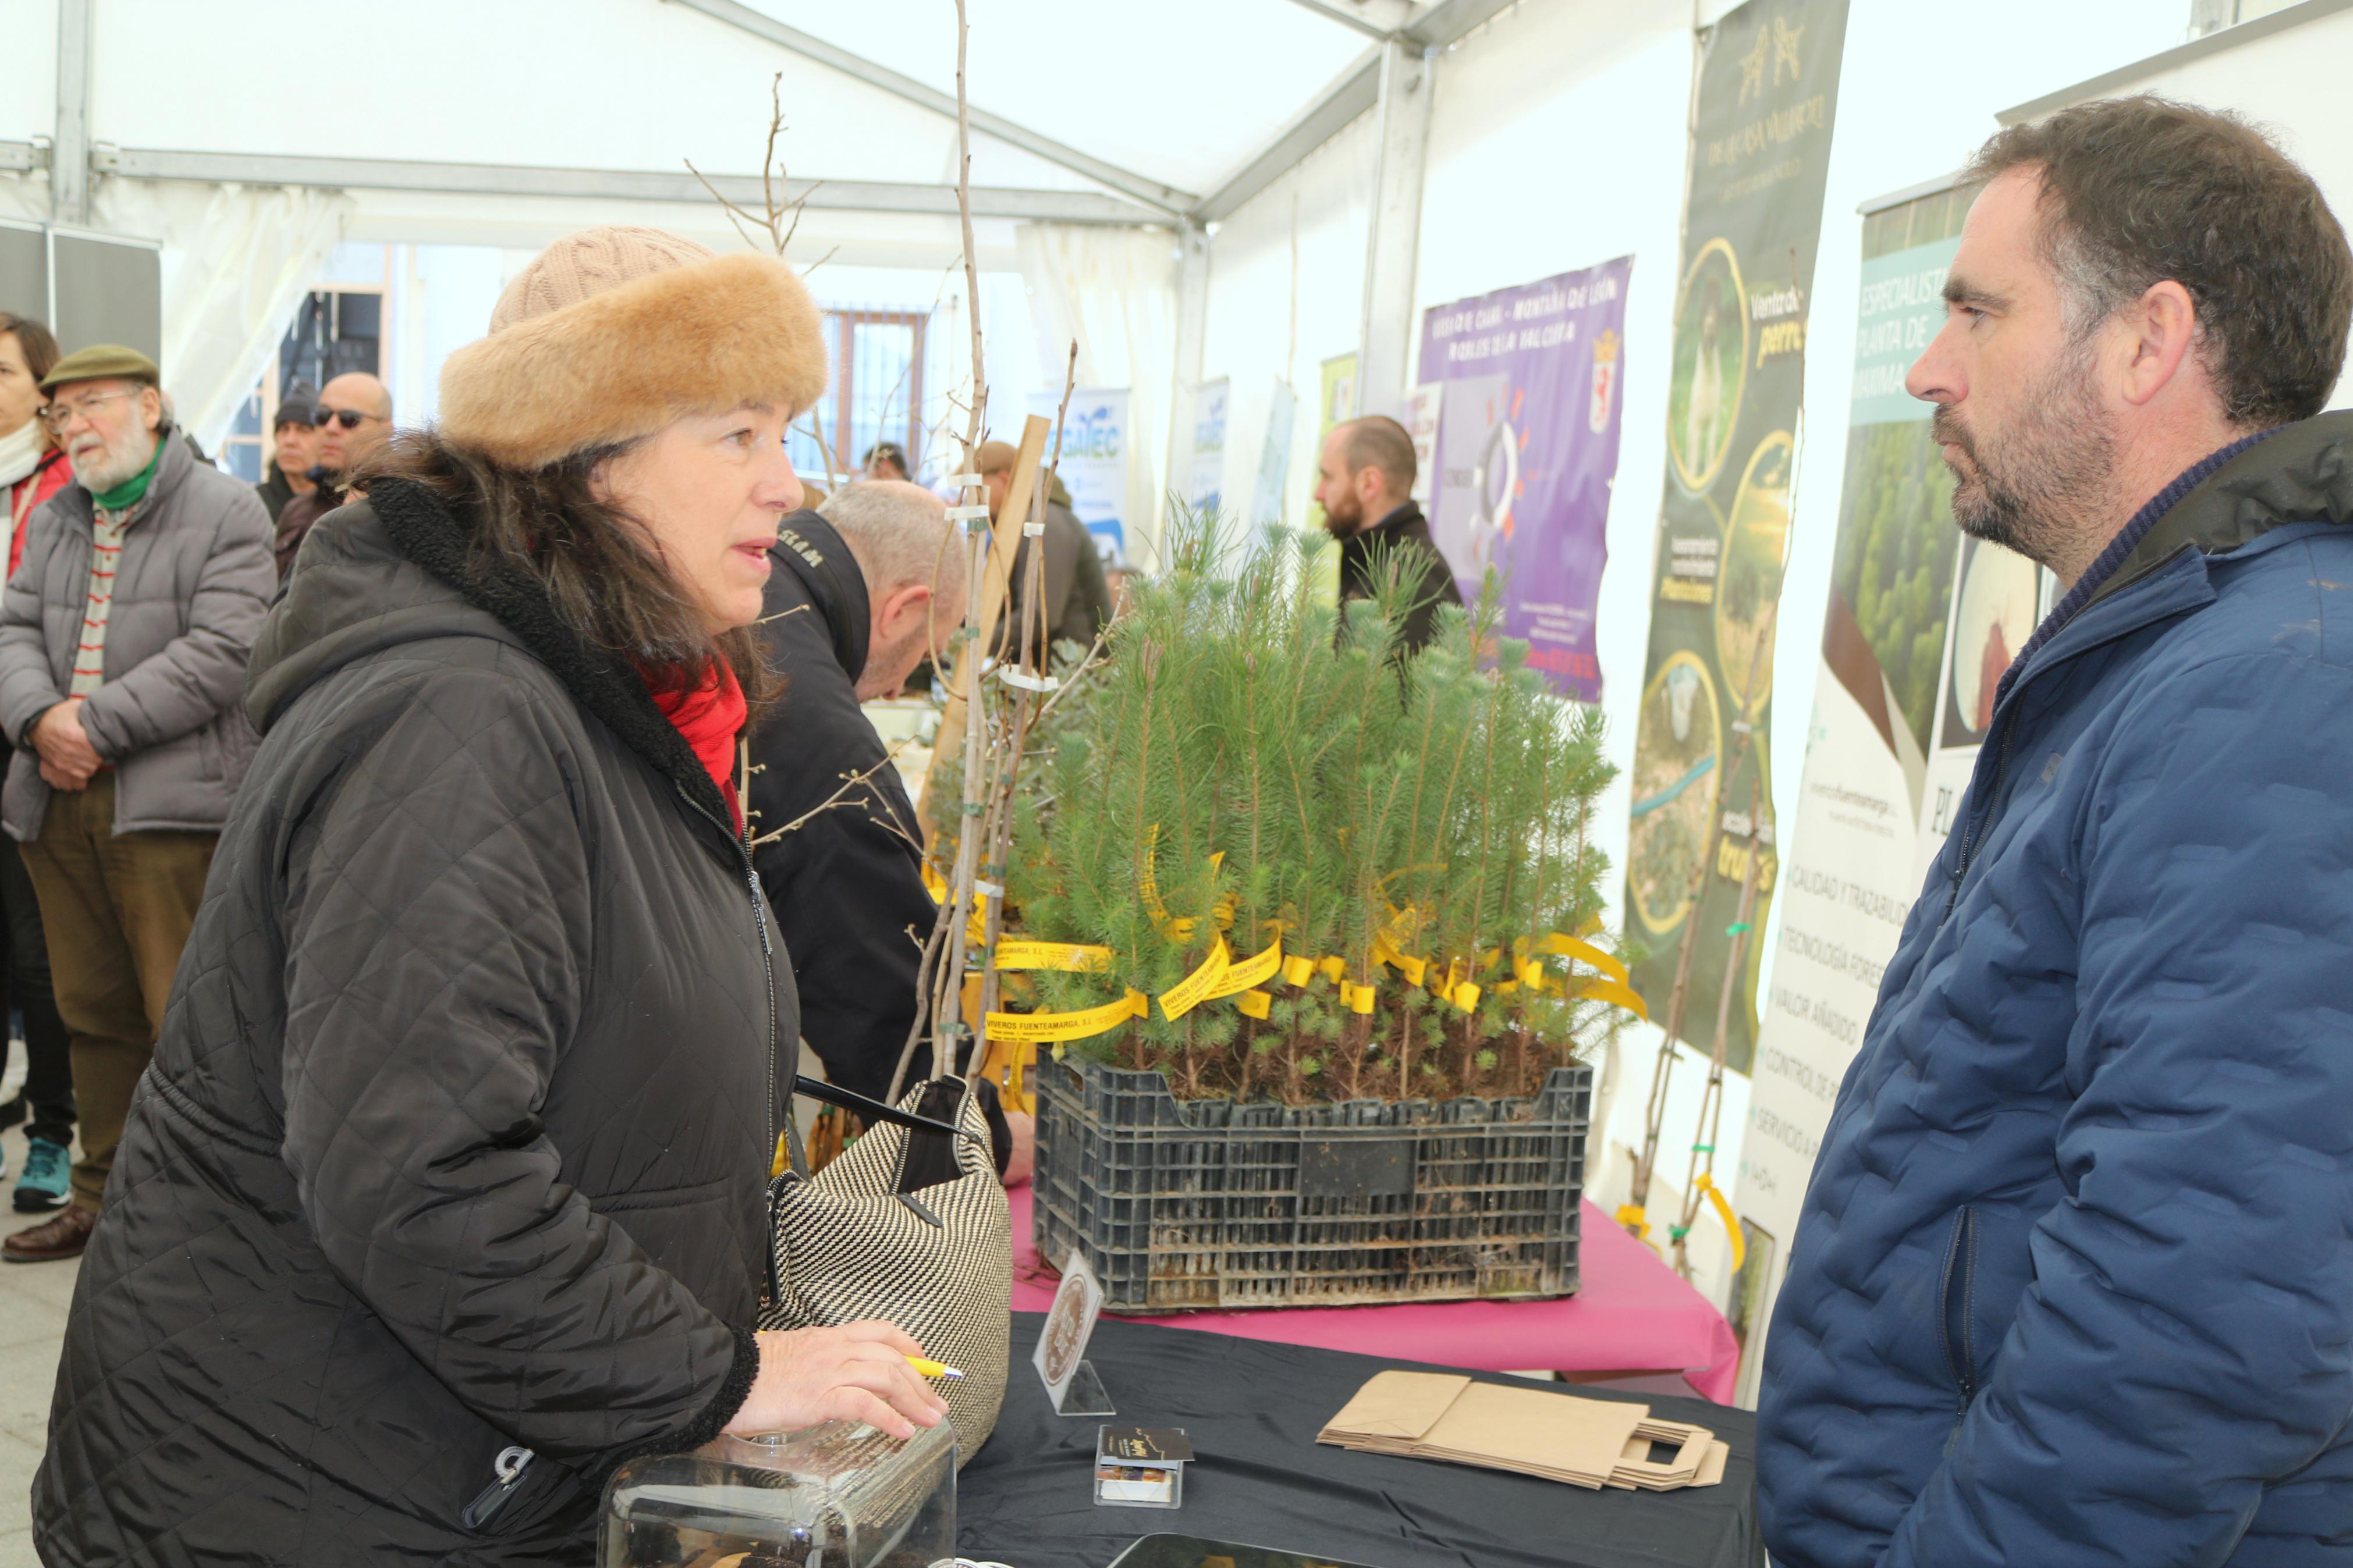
[462, 1445, 534, 1530]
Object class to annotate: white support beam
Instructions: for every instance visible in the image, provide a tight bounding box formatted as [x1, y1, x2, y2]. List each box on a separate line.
[1354, 38, 1433, 417]
[52, 0, 92, 223]
[1280, 0, 1424, 40]
[1165, 222, 1213, 558]
[660, 0, 1197, 216]
[97, 147, 1166, 226]
[1404, 0, 1522, 49]
[1197, 47, 1382, 223]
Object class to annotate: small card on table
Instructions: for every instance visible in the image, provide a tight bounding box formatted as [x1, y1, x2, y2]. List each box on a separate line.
[1095, 1425, 1192, 1509]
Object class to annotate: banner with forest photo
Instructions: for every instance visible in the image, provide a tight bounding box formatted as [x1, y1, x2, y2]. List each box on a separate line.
[1622, 0, 1849, 1074]
[1733, 183, 2052, 1392]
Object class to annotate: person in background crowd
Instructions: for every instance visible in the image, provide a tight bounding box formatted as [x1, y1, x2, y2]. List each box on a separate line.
[271, 369, 391, 578]
[1758, 96, 2353, 1566]
[0, 314, 76, 1212]
[977, 437, 1111, 660]
[1312, 415, 1460, 655]
[33, 226, 945, 1563]
[0, 346, 275, 1263]
[253, 382, 320, 524]
[746, 480, 1030, 1183]
[861, 439, 910, 481]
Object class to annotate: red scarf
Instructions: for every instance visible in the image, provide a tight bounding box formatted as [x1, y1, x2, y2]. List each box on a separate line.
[647, 659, 747, 833]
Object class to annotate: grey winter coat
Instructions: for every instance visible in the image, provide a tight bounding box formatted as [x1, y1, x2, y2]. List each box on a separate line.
[0, 432, 275, 840]
[33, 479, 792, 1563]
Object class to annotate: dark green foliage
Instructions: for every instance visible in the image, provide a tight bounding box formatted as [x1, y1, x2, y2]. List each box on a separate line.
[1004, 506, 1627, 1104]
[1832, 422, 1956, 753]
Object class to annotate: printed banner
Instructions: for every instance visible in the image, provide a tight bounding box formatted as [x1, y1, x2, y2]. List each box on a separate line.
[1732, 183, 2053, 1402]
[1187, 378, 1230, 515]
[1623, 0, 1850, 1073]
[1030, 387, 1131, 561]
[1417, 255, 1632, 703]
[1254, 379, 1300, 529]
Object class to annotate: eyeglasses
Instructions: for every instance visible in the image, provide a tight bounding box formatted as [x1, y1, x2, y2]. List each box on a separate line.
[315, 408, 382, 431]
[36, 389, 137, 433]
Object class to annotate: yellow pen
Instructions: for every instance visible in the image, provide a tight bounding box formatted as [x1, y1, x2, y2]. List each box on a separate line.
[907, 1356, 966, 1380]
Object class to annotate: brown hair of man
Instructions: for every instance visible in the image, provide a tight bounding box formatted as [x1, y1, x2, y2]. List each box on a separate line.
[1965, 95, 2353, 429]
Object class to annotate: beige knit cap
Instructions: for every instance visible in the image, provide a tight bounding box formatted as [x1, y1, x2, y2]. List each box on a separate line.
[488, 226, 717, 333]
[439, 225, 827, 470]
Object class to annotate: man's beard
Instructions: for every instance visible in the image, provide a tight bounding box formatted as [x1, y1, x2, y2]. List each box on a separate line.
[70, 433, 155, 496]
[1932, 342, 2114, 571]
[1320, 492, 1361, 537]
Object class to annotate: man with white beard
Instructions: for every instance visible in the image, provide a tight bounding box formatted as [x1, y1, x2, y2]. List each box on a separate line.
[0, 345, 274, 1263]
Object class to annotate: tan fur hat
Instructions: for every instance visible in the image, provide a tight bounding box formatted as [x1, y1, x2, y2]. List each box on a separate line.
[438, 225, 826, 470]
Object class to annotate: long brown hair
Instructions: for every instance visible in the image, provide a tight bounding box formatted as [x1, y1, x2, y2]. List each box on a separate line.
[0, 313, 63, 451]
[356, 429, 780, 712]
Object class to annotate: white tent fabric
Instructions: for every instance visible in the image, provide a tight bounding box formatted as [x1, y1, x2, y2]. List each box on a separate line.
[1015, 223, 1180, 558]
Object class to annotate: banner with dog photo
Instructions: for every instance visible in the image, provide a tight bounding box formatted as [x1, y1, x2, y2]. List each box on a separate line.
[1622, 0, 1849, 1073]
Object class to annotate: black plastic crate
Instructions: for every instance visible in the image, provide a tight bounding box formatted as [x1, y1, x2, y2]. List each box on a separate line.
[1032, 1055, 1591, 1313]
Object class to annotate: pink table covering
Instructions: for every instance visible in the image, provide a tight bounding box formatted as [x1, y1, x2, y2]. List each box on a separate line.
[1005, 1184, 1741, 1404]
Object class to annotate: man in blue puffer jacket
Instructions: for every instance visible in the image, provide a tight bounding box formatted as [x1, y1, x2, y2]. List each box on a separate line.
[1759, 95, 2353, 1566]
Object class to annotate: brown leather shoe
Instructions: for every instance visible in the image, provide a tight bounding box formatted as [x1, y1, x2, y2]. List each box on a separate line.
[4, 1203, 95, 1263]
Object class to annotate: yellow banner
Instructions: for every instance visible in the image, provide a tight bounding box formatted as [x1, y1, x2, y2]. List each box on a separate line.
[1206, 936, 1283, 1000]
[1158, 937, 1233, 1021]
[993, 940, 1114, 972]
[984, 989, 1149, 1044]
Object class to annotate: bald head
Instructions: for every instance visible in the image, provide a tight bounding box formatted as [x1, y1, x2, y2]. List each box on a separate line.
[818, 480, 970, 699]
[314, 372, 393, 477]
[1314, 415, 1416, 535]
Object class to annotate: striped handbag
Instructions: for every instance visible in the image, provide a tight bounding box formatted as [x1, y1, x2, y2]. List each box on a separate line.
[761, 1076, 1012, 1463]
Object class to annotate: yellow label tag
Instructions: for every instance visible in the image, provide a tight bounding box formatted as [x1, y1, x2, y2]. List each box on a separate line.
[1237, 989, 1272, 1019]
[1281, 954, 1315, 989]
[1514, 957, 1546, 990]
[985, 989, 1149, 1043]
[1206, 935, 1283, 1000]
[1158, 936, 1234, 1022]
[1539, 932, 1632, 987]
[1570, 977, 1651, 1020]
[1696, 1173, 1745, 1271]
[1340, 979, 1378, 1014]
[993, 940, 1115, 972]
[1371, 936, 1426, 988]
[1317, 954, 1346, 983]
[1447, 980, 1482, 1012]
[1615, 1202, 1650, 1239]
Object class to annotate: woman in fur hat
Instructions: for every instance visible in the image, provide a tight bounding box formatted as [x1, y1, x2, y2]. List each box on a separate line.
[33, 227, 949, 1565]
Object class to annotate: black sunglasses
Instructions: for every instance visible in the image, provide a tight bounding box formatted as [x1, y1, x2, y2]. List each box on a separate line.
[316, 408, 378, 430]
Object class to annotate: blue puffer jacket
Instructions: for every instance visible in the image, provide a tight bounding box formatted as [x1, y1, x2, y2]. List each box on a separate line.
[1759, 412, 2353, 1567]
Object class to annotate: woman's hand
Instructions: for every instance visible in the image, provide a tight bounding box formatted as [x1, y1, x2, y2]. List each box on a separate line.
[723, 1320, 952, 1441]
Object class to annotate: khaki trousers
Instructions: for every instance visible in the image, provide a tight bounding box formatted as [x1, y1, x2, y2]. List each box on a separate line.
[17, 773, 215, 1211]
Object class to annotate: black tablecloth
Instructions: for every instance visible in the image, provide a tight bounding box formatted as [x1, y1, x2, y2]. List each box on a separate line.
[959, 1312, 1761, 1568]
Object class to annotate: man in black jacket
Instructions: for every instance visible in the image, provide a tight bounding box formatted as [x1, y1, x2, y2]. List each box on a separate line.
[1313, 414, 1463, 652]
[747, 481, 1029, 1175]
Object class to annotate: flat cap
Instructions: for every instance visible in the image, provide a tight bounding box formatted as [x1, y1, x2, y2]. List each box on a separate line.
[40, 344, 159, 393]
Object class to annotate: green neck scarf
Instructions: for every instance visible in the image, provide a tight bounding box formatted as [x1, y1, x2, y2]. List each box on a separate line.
[90, 435, 164, 514]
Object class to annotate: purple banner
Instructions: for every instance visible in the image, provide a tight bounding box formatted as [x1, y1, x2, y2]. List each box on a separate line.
[1417, 256, 1632, 702]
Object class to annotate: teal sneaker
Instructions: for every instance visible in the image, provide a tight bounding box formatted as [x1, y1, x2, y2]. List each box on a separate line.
[15, 1137, 68, 1212]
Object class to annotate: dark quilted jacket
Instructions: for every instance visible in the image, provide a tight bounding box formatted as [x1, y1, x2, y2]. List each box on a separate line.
[1758, 413, 2353, 1566]
[33, 480, 793, 1565]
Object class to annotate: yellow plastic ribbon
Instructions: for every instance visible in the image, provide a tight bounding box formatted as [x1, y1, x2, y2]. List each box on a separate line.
[993, 940, 1114, 972]
[984, 988, 1150, 1044]
[1538, 932, 1632, 987]
[1569, 977, 1651, 1020]
[1280, 954, 1315, 988]
[1446, 980, 1482, 1012]
[1317, 955, 1346, 983]
[1158, 936, 1234, 1022]
[1339, 979, 1378, 1015]
[1206, 935, 1283, 1001]
[1237, 989, 1272, 1019]
[1616, 1203, 1651, 1240]
[1695, 1173, 1745, 1271]
[1371, 936, 1426, 988]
